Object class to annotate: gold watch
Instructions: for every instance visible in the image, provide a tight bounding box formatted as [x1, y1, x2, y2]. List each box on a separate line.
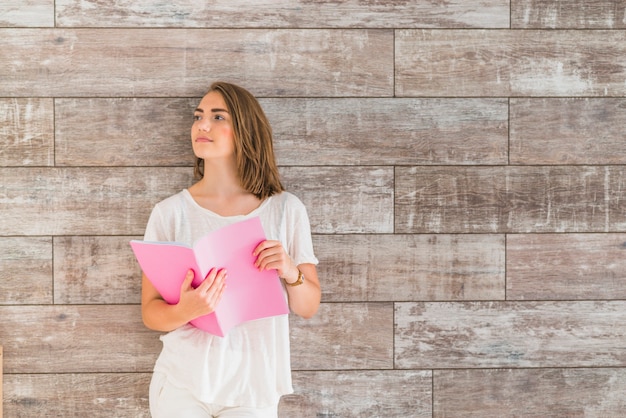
[284, 269, 305, 287]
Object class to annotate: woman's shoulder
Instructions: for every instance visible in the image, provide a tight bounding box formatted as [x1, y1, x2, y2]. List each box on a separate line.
[152, 189, 189, 213]
[270, 191, 306, 210]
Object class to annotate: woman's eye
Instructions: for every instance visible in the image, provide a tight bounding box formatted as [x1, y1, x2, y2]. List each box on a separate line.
[213, 114, 225, 121]
[193, 114, 202, 121]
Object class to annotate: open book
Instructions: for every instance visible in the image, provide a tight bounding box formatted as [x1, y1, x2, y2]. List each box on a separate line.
[130, 216, 289, 337]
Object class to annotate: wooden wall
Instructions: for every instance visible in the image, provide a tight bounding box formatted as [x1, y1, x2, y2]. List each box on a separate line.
[2, 1, 626, 416]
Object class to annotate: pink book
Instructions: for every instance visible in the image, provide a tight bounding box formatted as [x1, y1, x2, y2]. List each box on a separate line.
[130, 216, 289, 337]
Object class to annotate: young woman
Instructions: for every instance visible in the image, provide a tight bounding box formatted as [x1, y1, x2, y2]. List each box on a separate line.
[141, 81, 321, 417]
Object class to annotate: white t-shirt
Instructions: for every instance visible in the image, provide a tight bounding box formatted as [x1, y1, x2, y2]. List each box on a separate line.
[143, 189, 318, 408]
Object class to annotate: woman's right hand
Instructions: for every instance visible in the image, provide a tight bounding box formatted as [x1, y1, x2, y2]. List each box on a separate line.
[177, 268, 227, 320]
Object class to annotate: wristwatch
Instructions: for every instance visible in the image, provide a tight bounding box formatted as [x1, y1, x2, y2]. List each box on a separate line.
[285, 269, 305, 287]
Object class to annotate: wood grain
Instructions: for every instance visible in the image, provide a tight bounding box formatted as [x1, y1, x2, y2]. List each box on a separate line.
[507, 233, 626, 300]
[55, 0, 509, 28]
[0, 237, 52, 304]
[54, 236, 143, 304]
[434, 368, 626, 416]
[269, 98, 508, 166]
[395, 166, 626, 233]
[396, 301, 626, 369]
[4, 373, 150, 418]
[283, 166, 394, 234]
[290, 303, 394, 370]
[0, 1, 53, 27]
[0, 98, 54, 166]
[510, 98, 626, 164]
[0, 29, 393, 98]
[396, 29, 626, 97]
[281, 370, 432, 418]
[314, 234, 505, 302]
[55, 98, 196, 166]
[512, 0, 626, 28]
[0, 305, 161, 374]
[0, 167, 192, 236]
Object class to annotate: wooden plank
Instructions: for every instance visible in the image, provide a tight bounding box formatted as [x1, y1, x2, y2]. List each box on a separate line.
[0, 305, 160, 374]
[284, 166, 394, 234]
[0, 1, 54, 27]
[56, 0, 509, 28]
[0, 167, 192, 236]
[507, 233, 626, 300]
[55, 98, 196, 166]
[4, 373, 150, 417]
[395, 29, 626, 97]
[0, 237, 52, 305]
[55, 97, 507, 166]
[0, 29, 393, 98]
[434, 368, 626, 416]
[269, 98, 508, 166]
[395, 301, 626, 369]
[395, 166, 626, 233]
[0, 167, 390, 235]
[511, 98, 626, 164]
[290, 303, 394, 370]
[314, 234, 505, 302]
[512, 0, 626, 28]
[54, 236, 143, 304]
[280, 370, 432, 417]
[0, 98, 54, 167]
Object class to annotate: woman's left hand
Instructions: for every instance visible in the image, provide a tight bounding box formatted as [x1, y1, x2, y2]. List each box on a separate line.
[252, 240, 298, 281]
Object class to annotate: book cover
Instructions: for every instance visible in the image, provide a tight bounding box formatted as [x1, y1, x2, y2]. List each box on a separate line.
[130, 216, 289, 337]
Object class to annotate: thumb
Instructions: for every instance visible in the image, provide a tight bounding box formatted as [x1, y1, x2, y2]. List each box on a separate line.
[181, 269, 195, 289]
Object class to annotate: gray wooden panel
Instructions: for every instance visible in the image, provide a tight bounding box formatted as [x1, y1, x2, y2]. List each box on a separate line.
[55, 98, 196, 166]
[510, 98, 626, 164]
[290, 303, 394, 370]
[434, 368, 626, 417]
[0, 1, 54, 27]
[0, 305, 160, 373]
[269, 98, 508, 166]
[395, 166, 626, 233]
[54, 97, 507, 166]
[281, 370, 432, 418]
[315, 234, 505, 302]
[512, 0, 626, 29]
[0, 29, 393, 97]
[0, 98, 54, 166]
[54, 236, 143, 304]
[396, 29, 626, 97]
[4, 373, 150, 418]
[284, 166, 394, 234]
[56, 0, 509, 28]
[0, 167, 192, 236]
[0, 237, 52, 304]
[396, 301, 626, 369]
[0, 167, 391, 235]
[507, 233, 626, 300]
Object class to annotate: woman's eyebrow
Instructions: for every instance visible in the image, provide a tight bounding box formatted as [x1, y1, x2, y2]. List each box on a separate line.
[194, 107, 229, 113]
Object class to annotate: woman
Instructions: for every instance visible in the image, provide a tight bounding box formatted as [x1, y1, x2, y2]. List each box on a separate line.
[141, 81, 321, 417]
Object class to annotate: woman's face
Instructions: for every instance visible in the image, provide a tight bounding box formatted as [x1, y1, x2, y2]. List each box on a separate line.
[191, 91, 236, 162]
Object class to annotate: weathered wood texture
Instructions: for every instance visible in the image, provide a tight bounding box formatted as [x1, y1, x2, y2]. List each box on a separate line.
[507, 234, 626, 300]
[54, 0, 510, 28]
[0, 29, 393, 97]
[396, 30, 626, 97]
[281, 370, 433, 418]
[0, 98, 54, 166]
[2, 1, 624, 416]
[396, 301, 626, 369]
[510, 98, 626, 164]
[434, 368, 626, 416]
[512, 0, 626, 28]
[396, 166, 626, 233]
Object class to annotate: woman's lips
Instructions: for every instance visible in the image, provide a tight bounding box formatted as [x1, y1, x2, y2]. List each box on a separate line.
[195, 137, 211, 142]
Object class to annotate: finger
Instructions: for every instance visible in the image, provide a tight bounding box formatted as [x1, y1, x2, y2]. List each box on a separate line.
[181, 269, 195, 289]
[197, 268, 219, 291]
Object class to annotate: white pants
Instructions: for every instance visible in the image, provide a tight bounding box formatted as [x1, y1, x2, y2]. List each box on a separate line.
[149, 372, 278, 418]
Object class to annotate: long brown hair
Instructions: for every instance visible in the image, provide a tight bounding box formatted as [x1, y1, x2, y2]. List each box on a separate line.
[193, 81, 284, 200]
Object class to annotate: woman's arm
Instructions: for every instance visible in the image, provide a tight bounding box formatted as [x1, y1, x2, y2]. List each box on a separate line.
[141, 268, 227, 332]
[253, 240, 321, 319]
